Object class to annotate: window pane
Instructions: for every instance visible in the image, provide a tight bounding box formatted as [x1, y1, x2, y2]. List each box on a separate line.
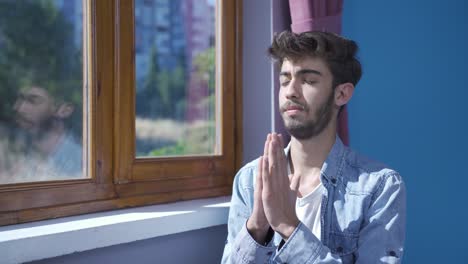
[135, 0, 218, 157]
[0, 0, 85, 183]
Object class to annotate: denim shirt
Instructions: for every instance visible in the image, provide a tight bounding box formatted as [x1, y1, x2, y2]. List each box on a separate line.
[221, 136, 406, 264]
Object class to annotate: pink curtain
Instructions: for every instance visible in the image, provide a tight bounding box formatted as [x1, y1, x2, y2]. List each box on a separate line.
[288, 0, 349, 146]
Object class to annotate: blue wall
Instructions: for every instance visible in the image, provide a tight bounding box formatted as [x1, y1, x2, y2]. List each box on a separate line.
[343, 0, 468, 262]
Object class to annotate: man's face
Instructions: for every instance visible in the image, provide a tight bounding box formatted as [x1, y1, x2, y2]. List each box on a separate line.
[279, 57, 337, 140]
[13, 86, 57, 135]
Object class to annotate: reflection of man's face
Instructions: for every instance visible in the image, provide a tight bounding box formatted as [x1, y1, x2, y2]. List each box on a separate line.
[13, 86, 56, 135]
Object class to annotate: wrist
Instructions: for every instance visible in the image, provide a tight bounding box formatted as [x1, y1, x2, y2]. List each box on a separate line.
[274, 219, 300, 241]
[246, 218, 270, 244]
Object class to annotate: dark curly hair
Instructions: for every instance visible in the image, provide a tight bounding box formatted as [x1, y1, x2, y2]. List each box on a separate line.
[268, 31, 362, 88]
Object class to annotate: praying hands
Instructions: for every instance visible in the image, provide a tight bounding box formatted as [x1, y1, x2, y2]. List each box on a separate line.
[246, 133, 300, 244]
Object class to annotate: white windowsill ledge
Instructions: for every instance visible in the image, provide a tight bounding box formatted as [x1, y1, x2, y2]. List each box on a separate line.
[0, 196, 231, 264]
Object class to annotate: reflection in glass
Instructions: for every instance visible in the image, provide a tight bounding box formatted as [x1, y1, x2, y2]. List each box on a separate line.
[135, 0, 217, 157]
[0, 0, 84, 183]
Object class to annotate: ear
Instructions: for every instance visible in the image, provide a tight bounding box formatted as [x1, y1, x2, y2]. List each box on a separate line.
[54, 103, 75, 119]
[334, 82, 355, 107]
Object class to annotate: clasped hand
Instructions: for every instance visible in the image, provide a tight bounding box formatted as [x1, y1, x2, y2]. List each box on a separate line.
[246, 133, 300, 244]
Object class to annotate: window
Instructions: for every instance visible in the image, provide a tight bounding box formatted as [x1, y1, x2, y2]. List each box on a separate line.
[0, 0, 241, 226]
[0, 0, 85, 184]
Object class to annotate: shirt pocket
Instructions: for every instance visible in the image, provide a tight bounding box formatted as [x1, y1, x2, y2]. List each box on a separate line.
[328, 232, 358, 263]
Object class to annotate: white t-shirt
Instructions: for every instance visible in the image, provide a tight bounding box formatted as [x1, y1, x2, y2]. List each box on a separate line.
[295, 183, 325, 240]
[288, 157, 325, 240]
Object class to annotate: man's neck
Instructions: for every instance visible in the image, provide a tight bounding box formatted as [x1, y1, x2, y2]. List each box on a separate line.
[289, 122, 336, 194]
[31, 123, 66, 157]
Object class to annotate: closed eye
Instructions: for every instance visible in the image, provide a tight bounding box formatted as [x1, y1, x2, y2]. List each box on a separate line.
[304, 80, 317, 85]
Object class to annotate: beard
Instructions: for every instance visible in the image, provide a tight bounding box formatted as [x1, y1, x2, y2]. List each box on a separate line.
[281, 91, 335, 140]
[15, 114, 57, 139]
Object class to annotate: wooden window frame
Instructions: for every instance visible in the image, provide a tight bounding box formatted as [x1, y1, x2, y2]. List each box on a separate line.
[0, 0, 242, 226]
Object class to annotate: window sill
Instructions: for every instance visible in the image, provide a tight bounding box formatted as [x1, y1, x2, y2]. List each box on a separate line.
[0, 196, 231, 264]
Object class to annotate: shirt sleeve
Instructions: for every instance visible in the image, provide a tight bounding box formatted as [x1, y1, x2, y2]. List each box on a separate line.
[229, 223, 277, 263]
[221, 162, 276, 264]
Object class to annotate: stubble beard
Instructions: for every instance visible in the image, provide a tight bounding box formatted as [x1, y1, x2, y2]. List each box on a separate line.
[281, 91, 335, 140]
[15, 115, 58, 140]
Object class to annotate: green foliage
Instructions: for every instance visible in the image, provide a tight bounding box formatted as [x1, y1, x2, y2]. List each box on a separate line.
[184, 120, 216, 154]
[149, 141, 187, 156]
[0, 0, 82, 137]
[147, 120, 215, 157]
[138, 47, 187, 120]
[193, 47, 215, 94]
[192, 47, 216, 122]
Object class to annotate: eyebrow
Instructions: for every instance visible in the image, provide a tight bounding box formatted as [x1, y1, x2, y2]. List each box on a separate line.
[27, 95, 42, 100]
[19, 93, 44, 102]
[279, 69, 323, 77]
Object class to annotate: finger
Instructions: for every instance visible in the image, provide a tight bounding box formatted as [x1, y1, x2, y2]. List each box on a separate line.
[264, 133, 271, 157]
[269, 135, 284, 186]
[255, 156, 263, 196]
[276, 134, 287, 163]
[265, 134, 273, 179]
[262, 153, 270, 187]
[278, 133, 285, 148]
[289, 173, 300, 193]
[272, 134, 287, 181]
[254, 156, 265, 212]
[268, 134, 277, 175]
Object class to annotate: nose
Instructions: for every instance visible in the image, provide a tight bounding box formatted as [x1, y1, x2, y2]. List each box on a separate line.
[284, 78, 301, 99]
[13, 99, 26, 113]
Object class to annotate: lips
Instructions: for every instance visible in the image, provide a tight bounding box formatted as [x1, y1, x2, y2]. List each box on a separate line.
[286, 106, 303, 111]
[281, 102, 305, 113]
[15, 116, 33, 128]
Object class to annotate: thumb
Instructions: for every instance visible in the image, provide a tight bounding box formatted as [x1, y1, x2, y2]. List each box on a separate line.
[289, 173, 300, 193]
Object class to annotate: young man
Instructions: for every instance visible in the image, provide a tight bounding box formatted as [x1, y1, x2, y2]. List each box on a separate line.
[0, 79, 82, 183]
[221, 31, 406, 263]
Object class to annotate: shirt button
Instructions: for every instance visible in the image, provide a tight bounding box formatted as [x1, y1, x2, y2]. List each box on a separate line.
[388, 250, 397, 257]
[331, 178, 337, 184]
